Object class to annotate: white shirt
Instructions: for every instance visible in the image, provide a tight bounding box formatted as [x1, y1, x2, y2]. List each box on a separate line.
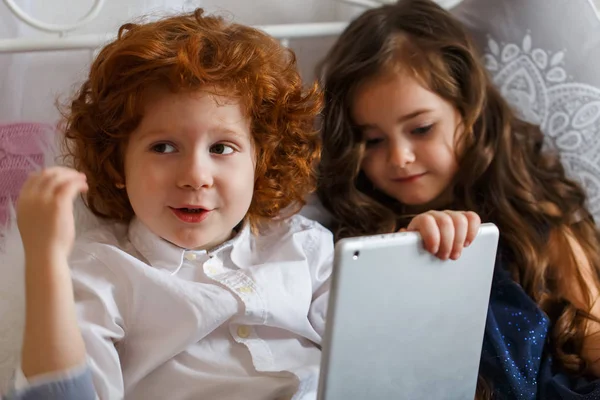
[29, 215, 333, 400]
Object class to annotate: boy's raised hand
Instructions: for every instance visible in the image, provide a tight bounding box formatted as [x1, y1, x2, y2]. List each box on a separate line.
[17, 166, 88, 263]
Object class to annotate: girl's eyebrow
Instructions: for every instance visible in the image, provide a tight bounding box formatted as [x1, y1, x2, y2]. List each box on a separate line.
[356, 108, 433, 130]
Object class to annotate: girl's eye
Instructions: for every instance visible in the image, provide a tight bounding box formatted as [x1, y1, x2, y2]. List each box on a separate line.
[210, 143, 235, 155]
[365, 138, 384, 148]
[151, 143, 176, 154]
[411, 124, 434, 136]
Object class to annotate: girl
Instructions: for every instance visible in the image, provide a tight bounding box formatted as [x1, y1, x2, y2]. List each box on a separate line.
[317, 0, 600, 398]
[7, 8, 476, 400]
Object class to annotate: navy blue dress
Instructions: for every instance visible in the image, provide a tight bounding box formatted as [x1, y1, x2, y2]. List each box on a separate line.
[480, 249, 600, 399]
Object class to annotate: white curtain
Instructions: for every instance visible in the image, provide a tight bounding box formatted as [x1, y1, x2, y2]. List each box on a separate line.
[0, 0, 30, 122]
[0, 0, 98, 123]
[0, 0, 345, 124]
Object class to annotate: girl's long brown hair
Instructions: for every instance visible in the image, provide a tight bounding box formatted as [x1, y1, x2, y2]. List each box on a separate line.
[317, 0, 600, 396]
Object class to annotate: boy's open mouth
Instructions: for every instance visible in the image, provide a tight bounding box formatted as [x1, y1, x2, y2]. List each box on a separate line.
[169, 207, 212, 223]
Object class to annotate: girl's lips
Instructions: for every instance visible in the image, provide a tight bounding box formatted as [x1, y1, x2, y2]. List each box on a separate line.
[393, 172, 427, 183]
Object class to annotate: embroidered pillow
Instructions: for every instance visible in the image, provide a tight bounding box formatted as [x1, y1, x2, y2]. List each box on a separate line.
[452, 0, 600, 221]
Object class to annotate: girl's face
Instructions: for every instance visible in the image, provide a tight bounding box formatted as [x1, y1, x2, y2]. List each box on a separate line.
[123, 88, 256, 250]
[352, 70, 462, 211]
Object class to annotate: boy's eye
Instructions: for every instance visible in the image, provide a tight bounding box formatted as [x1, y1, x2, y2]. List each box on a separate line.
[210, 143, 235, 155]
[151, 143, 176, 153]
[411, 124, 433, 136]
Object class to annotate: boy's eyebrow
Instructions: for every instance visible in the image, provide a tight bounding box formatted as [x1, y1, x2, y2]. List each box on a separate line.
[356, 108, 433, 129]
[211, 126, 250, 139]
[136, 126, 250, 139]
[136, 129, 165, 139]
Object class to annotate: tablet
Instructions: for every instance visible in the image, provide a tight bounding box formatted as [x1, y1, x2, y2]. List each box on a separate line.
[317, 223, 499, 400]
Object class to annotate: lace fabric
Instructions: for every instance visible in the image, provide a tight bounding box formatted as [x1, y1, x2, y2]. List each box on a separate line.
[0, 123, 53, 228]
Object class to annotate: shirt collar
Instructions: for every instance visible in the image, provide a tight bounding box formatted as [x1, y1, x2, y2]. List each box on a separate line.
[128, 217, 253, 273]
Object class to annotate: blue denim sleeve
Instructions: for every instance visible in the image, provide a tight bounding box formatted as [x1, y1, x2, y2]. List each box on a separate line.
[4, 366, 96, 400]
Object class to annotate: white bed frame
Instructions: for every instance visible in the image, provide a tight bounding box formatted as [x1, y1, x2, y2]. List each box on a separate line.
[0, 0, 463, 53]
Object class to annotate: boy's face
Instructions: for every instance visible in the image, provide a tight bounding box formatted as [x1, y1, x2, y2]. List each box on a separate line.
[123, 88, 256, 250]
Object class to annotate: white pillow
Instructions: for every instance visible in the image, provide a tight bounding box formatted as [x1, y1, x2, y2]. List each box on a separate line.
[452, 0, 600, 221]
[0, 209, 24, 393]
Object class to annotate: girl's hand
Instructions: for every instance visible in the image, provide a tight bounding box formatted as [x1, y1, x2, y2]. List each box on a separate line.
[403, 210, 481, 260]
[17, 166, 88, 263]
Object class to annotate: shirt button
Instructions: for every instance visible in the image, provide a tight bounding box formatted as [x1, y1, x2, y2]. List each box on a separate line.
[238, 286, 253, 294]
[206, 267, 218, 275]
[237, 325, 251, 339]
[184, 252, 197, 261]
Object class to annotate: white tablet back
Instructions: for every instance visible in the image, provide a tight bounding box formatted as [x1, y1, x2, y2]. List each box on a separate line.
[317, 223, 499, 400]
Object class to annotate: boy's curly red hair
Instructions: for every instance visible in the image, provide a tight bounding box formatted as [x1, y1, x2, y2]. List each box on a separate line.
[63, 9, 322, 227]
